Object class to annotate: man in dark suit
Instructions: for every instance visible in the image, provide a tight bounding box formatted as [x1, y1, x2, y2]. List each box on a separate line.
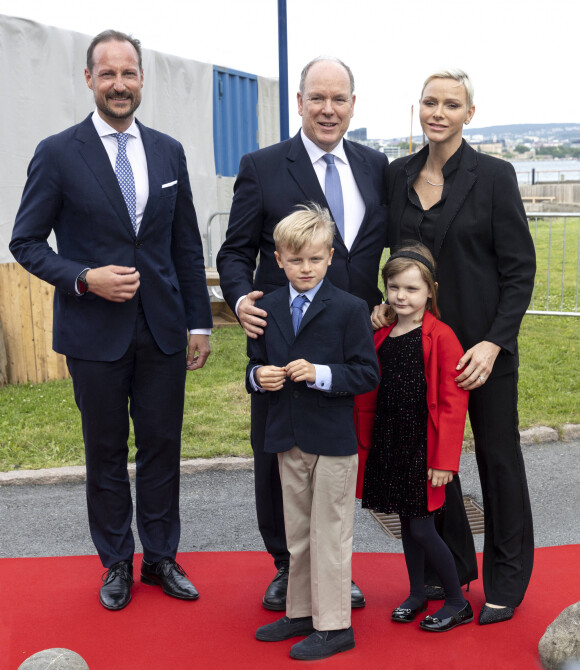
[10, 30, 212, 611]
[216, 57, 388, 610]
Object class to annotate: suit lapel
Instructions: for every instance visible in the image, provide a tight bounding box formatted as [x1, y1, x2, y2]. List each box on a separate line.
[138, 120, 161, 237]
[75, 117, 135, 236]
[433, 144, 478, 258]
[269, 289, 295, 347]
[286, 133, 326, 204]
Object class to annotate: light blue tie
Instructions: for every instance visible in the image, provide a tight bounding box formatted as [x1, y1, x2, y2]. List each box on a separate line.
[113, 133, 137, 233]
[322, 153, 345, 239]
[291, 294, 309, 335]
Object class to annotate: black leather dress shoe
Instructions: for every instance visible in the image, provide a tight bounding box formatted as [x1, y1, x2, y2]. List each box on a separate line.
[419, 601, 473, 632]
[140, 557, 199, 600]
[391, 598, 428, 622]
[256, 616, 315, 641]
[351, 580, 366, 608]
[290, 627, 355, 660]
[262, 566, 289, 611]
[99, 560, 133, 611]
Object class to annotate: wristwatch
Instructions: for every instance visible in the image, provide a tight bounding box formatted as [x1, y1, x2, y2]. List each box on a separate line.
[77, 269, 90, 295]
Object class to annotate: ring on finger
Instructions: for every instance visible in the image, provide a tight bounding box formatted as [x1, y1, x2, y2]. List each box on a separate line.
[478, 375, 486, 383]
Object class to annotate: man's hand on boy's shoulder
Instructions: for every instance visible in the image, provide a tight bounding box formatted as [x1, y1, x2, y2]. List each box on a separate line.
[285, 359, 316, 384]
[256, 365, 287, 391]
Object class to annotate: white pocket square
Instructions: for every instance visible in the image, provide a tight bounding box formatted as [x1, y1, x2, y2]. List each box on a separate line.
[162, 180, 178, 188]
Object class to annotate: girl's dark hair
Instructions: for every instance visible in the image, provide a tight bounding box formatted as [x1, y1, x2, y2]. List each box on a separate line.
[381, 242, 440, 325]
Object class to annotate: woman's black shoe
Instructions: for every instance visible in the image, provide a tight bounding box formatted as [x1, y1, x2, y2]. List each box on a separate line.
[479, 604, 515, 625]
[391, 598, 428, 623]
[419, 601, 473, 632]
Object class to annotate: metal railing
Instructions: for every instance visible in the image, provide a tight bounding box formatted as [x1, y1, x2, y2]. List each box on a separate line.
[527, 212, 580, 316]
[204, 211, 230, 268]
[204, 210, 580, 317]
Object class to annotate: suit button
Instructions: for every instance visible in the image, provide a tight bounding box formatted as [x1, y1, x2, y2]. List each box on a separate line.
[136, 242, 143, 248]
[293, 390, 300, 399]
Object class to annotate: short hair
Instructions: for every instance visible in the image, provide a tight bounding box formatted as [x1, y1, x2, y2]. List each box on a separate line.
[274, 203, 335, 253]
[421, 69, 474, 109]
[299, 57, 355, 96]
[381, 242, 440, 324]
[87, 30, 143, 72]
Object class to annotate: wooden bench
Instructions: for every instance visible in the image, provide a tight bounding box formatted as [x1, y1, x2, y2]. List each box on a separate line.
[206, 268, 237, 328]
[521, 196, 556, 204]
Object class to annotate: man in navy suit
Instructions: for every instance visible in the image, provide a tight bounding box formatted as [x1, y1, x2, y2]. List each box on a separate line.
[10, 30, 212, 611]
[248, 205, 379, 660]
[217, 57, 388, 610]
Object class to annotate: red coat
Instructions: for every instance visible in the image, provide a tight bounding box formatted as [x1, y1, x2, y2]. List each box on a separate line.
[354, 311, 469, 512]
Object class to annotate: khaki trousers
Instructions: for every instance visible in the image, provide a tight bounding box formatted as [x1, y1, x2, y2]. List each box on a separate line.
[277, 446, 357, 630]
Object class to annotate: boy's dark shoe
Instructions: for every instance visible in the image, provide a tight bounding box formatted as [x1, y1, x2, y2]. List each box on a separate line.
[256, 616, 315, 641]
[290, 626, 355, 660]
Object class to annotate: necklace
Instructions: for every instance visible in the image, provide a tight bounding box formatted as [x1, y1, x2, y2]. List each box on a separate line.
[425, 176, 444, 187]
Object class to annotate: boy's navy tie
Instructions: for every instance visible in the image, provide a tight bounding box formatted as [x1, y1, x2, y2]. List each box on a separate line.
[291, 294, 309, 335]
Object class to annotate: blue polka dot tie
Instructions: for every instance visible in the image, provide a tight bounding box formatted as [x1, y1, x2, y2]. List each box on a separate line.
[322, 153, 345, 239]
[292, 294, 309, 335]
[113, 133, 137, 233]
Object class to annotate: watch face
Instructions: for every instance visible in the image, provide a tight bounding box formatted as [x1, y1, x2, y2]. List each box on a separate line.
[78, 279, 88, 294]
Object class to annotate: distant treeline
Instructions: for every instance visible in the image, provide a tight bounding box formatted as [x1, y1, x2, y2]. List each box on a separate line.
[536, 146, 580, 159]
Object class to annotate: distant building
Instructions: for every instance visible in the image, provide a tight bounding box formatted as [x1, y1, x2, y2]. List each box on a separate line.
[347, 127, 367, 142]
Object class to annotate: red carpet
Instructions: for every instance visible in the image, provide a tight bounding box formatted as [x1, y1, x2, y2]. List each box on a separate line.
[1, 546, 577, 670]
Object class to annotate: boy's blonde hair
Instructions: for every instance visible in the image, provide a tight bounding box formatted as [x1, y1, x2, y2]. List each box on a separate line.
[273, 203, 335, 253]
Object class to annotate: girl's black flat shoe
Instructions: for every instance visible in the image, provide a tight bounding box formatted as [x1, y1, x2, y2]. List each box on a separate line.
[391, 598, 428, 623]
[419, 601, 473, 632]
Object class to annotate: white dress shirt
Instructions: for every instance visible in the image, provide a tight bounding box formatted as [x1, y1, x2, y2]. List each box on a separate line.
[300, 129, 365, 251]
[91, 111, 149, 233]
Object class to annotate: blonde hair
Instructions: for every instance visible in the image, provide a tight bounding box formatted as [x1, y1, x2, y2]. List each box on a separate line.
[421, 69, 474, 109]
[382, 242, 440, 325]
[273, 203, 335, 253]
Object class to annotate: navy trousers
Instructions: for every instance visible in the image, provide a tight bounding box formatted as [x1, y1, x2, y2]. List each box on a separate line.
[67, 304, 187, 567]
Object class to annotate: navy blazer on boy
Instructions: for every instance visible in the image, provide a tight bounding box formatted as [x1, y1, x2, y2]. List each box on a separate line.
[246, 279, 380, 457]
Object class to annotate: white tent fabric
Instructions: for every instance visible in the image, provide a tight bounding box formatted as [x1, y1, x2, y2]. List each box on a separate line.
[0, 15, 278, 266]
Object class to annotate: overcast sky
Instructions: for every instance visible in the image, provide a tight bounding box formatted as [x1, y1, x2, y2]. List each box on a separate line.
[2, 0, 577, 139]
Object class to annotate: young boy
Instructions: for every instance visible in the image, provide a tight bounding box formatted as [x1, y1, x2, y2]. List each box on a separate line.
[247, 204, 379, 661]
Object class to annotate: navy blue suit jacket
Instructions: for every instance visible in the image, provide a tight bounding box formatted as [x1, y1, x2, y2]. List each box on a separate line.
[10, 114, 212, 361]
[246, 279, 380, 457]
[217, 132, 389, 312]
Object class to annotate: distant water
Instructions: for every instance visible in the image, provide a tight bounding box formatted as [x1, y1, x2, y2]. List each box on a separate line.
[509, 158, 580, 184]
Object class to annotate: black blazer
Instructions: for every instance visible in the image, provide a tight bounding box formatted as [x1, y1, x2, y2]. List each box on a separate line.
[217, 132, 389, 312]
[246, 279, 380, 456]
[388, 141, 535, 377]
[10, 115, 212, 361]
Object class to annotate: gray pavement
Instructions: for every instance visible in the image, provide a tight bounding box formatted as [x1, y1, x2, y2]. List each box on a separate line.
[1, 440, 579, 558]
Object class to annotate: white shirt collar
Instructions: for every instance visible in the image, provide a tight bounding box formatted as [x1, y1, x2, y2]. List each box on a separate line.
[288, 279, 324, 305]
[91, 110, 140, 139]
[300, 129, 348, 166]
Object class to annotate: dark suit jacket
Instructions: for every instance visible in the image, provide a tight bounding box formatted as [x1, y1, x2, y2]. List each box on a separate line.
[387, 141, 536, 377]
[10, 114, 212, 361]
[246, 279, 380, 457]
[216, 132, 389, 312]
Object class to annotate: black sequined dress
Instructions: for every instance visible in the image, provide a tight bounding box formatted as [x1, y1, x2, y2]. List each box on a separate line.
[362, 326, 433, 519]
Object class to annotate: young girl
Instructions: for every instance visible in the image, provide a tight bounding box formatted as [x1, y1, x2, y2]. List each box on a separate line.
[355, 243, 472, 632]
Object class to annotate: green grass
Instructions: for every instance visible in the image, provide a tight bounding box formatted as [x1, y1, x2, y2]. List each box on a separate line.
[528, 215, 580, 313]
[1, 315, 578, 472]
